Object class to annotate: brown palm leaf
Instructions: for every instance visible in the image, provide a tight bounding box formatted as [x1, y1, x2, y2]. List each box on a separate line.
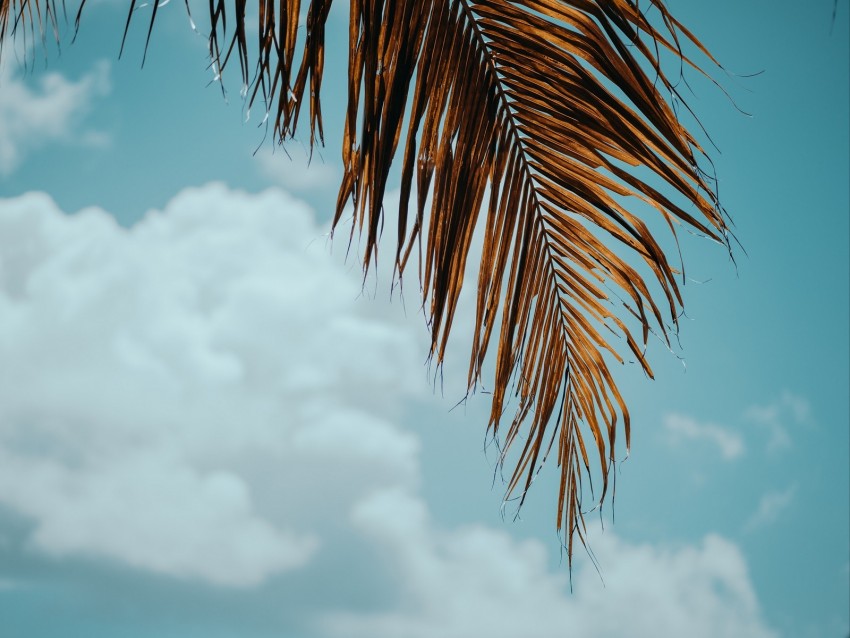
[0, 0, 732, 567]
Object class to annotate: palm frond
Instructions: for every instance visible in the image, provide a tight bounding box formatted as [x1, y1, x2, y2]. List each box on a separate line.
[0, 0, 731, 567]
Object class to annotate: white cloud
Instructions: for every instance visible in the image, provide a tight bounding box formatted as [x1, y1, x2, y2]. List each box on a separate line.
[0, 184, 422, 586]
[0, 60, 110, 174]
[0, 451, 317, 586]
[321, 487, 776, 638]
[744, 485, 797, 533]
[256, 145, 340, 193]
[663, 413, 745, 460]
[744, 391, 811, 453]
[0, 183, 777, 637]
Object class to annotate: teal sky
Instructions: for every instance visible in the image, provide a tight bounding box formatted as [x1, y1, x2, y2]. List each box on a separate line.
[0, 2, 847, 637]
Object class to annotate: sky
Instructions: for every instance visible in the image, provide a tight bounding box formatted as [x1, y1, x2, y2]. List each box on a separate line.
[0, 1, 847, 637]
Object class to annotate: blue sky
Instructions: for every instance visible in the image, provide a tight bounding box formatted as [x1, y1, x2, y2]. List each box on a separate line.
[0, 1, 847, 637]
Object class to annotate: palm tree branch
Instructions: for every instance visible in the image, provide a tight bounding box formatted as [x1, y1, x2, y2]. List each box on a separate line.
[0, 0, 731, 568]
[335, 0, 728, 565]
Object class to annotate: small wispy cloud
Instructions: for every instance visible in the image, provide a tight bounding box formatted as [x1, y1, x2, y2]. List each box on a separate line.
[744, 485, 797, 533]
[256, 145, 340, 193]
[744, 391, 811, 453]
[663, 413, 745, 460]
[0, 577, 20, 591]
[0, 60, 111, 175]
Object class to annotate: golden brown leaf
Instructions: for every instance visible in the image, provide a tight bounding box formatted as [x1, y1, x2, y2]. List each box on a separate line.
[0, 0, 732, 569]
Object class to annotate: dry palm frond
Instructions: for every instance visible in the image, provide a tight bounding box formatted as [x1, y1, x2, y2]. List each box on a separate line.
[0, 0, 731, 567]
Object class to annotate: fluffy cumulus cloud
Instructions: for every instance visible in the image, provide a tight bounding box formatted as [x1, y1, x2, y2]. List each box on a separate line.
[0, 183, 776, 637]
[0, 60, 110, 174]
[663, 413, 745, 460]
[0, 184, 421, 586]
[321, 487, 776, 638]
